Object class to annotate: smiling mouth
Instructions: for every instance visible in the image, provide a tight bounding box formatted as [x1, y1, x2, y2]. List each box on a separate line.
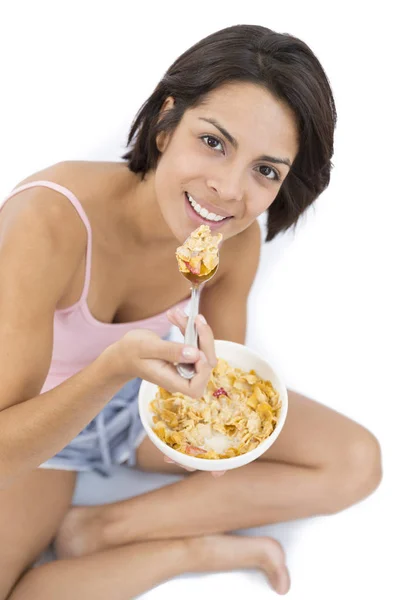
[185, 192, 232, 223]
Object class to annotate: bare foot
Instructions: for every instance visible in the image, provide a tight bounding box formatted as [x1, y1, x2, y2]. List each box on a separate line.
[258, 541, 291, 595]
[55, 510, 290, 594]
[190, 534, 290, 595]
[54, 506, 103, 559]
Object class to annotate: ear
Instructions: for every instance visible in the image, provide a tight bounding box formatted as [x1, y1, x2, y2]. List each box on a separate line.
[156, 96, 175, 152]
[160, 96, 175, 114]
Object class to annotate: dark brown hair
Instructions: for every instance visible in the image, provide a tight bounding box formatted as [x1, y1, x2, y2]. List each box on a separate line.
[123, 24, 336, 241]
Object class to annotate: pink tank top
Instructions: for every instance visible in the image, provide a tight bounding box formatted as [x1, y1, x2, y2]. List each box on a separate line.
[1, 181, 188, 393]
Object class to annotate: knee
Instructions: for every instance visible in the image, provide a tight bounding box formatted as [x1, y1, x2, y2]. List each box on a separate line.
[347, 428, 382, 495]
[327, 426, 382, 513]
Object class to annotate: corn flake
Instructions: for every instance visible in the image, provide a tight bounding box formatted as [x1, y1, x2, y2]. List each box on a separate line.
[150, 358, 281, 460]
[176, 225, 222, 277]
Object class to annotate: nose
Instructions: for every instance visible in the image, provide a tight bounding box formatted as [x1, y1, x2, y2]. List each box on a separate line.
[206, 166, 245, 203]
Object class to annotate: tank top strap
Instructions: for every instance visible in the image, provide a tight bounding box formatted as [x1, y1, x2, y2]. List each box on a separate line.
[3, 180, 92, 303]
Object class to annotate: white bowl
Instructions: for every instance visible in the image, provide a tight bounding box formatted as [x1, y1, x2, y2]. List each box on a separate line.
[138, 340, 288, 471]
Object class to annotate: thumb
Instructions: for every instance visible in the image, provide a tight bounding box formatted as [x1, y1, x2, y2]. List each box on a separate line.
[141, 338, 200, 364]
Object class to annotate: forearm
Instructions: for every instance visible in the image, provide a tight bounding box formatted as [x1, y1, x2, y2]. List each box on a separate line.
[0, 348, 130, 488]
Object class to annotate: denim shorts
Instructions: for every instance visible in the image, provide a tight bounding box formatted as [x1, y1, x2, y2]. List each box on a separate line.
[39, 378, 147, 477]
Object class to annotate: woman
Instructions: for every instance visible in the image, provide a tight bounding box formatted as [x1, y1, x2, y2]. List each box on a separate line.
[0, 24, 382, 599]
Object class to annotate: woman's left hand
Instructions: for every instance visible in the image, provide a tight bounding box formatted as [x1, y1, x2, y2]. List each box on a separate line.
[165, 307, 226, 478]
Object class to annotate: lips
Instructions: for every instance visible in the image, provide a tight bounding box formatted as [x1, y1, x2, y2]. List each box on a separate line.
[185, 192, 233, 220]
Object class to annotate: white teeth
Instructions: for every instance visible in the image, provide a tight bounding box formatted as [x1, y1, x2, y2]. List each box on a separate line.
[186, 193, 228, 222]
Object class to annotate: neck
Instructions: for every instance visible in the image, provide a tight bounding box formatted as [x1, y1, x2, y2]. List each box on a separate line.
[120, 168, 177, 248]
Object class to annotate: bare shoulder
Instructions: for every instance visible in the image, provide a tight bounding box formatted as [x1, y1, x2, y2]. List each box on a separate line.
[0, 165, 94, 411]
[17, 160, 126, 191]
[15, 160, 82, 186]
[200, 221, 262, 342]
[15, 159, 130, 221]
[4, 159, 114, 246]
[216, 220, 262, 289]
[1, 167, 89, 280]
[17, 159, 95, 179]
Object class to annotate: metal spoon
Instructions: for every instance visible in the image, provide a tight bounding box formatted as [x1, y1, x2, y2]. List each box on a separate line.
[176, 265, 218, 380]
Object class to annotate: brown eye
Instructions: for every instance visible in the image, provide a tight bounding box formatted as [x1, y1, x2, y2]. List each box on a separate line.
[259, 165, 279, 181]
[201, 135, 224, 152]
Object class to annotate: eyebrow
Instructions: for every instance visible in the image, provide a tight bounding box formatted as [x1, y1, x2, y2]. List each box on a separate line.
[198, 117, 293, 168]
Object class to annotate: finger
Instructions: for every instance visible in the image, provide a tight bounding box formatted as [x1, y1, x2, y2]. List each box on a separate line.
[142, 337, 200, 364]
[153, 345, 212, 397]
[211, 471, 226, 478]
[163, 456, 195, 472]
[196, 315, 217, 367]
[167, 308, 188, 336]
[152, 361, 204, 397]
[185, 354, 212, 398]
[167, 311, 216, 370]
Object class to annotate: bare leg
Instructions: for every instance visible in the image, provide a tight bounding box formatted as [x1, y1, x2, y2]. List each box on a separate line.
[0, 468, 76, 600]
[57, 462, 317, 553]
[9, 535, 290, 599]
[56, 391, 382, 556]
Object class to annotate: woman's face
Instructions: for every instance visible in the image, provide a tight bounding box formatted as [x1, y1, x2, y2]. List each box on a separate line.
[154, 81, 299, 243]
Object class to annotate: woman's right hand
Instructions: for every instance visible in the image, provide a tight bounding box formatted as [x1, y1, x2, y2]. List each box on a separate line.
[106, 309, 217, 399]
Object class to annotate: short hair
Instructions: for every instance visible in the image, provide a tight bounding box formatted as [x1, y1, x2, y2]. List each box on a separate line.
[123, 24, 336, 242]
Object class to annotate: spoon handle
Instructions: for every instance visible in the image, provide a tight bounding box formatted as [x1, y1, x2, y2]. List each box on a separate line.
[176, 285, 200, 380]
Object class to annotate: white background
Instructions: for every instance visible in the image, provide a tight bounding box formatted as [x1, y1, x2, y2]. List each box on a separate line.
[0, 1, 398, 599]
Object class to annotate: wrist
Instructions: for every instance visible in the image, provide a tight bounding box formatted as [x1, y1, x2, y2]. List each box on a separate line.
[97, 343, 135, 386]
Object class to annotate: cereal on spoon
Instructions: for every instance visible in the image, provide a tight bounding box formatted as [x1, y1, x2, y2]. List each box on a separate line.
[175, 224, 222, 279]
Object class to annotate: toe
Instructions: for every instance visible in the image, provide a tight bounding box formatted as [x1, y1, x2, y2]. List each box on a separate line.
[273, 564, 291, 595]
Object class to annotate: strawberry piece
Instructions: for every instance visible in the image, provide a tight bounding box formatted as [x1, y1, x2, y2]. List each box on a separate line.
[213, 387, 228, 398]
[186, 445, 207, 456]
[184, 261, 201, 275]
